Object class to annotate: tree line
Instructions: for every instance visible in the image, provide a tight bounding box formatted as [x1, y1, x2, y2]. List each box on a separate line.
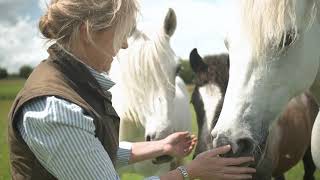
[0, 65, 34, 79]
[178, 59, 195, 84]
[1, 60, 195, 84]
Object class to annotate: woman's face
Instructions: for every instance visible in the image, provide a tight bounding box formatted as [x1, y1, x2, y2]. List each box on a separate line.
[83, 27, 128, 72]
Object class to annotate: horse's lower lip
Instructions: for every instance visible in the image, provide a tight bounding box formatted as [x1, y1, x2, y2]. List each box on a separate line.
[152, 155, 173, 164]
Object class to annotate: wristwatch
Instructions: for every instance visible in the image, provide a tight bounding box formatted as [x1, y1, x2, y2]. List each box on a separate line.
[177, 166, 190, 180]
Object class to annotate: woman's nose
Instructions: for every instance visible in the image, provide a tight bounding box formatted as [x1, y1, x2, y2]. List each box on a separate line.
[121, 40, 128, 49]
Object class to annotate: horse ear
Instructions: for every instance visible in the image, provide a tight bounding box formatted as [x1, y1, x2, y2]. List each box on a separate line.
[163, 8, 177, 37]
[225, 54, 230, 68]
[224, 39, 229, 50]
[189, 48, 208, 73]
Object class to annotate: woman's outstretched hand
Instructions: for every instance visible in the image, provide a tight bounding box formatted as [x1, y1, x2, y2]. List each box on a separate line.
[187, 145, 256, 180]
[129, 131, 196, 164]
[161, 131, 197, 158]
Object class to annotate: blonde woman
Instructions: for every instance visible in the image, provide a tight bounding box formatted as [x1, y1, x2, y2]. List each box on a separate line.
[8, 0, 256, 179]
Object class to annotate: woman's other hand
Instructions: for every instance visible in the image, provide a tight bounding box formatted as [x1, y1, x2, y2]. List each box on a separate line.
[161, 131, 197, 158]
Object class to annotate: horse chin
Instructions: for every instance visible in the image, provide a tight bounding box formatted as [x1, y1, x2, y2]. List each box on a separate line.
[252, 158, 272, 180]
[250, 140, 274, 180]
[252, 156, 273, 180]
[152, 155, 174, 165]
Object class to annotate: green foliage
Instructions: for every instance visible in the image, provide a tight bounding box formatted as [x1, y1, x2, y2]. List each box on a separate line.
[0, 67, 8, 79]
[178, 59, 195, 84]
[19, 65, 33, 79]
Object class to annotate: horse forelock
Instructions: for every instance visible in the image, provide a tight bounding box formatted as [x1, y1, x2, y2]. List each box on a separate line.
[117, 31, 177, 125]
[238, 0, 319, 58]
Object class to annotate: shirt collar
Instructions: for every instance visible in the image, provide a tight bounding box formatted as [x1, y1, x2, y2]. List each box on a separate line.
[86, 66, 116, 91]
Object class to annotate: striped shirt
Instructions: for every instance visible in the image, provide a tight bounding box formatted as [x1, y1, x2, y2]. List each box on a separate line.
[17, 63, 160, 180]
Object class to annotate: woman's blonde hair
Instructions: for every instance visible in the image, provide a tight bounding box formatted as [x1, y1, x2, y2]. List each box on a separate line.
[39, 0, 139, 51]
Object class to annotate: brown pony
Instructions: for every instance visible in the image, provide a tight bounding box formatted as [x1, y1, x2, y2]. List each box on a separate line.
[189, 48, 318, 180]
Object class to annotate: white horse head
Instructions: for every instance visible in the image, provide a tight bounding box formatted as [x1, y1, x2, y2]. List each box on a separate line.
[210, 0, 320, 177]
[109, 8, 191, 175]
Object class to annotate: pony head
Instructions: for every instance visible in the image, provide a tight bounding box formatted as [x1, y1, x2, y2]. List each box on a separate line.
[190, 48, 229, 158]
[111, 8, 180, 143]
[211, 0, 320, 176]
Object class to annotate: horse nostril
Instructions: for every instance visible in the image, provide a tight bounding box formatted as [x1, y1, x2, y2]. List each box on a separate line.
[146, 133, 157, 141]
[236, 138, 255, 156]
[214, 134, 234, 157]
[214, 134, 255, 157]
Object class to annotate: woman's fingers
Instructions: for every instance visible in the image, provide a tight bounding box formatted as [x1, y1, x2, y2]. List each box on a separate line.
[221, 157, 254, 166]
[182, 140, 197, 155]
[176, 131, 197, 142]
[185, 134, 196, 143]
[183, 142, 192, 151]
[185, 142, 197, 151]
[190, 134, 197, 140]
[207, 145, 232, 157]
[172, 131, 190, 140]
[222, 166, 256, 174]
[183, 136, 197, 149]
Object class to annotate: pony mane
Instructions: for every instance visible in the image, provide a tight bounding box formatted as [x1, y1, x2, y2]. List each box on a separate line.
[115, 30, 177, 125]
[239, 0, 319, 57]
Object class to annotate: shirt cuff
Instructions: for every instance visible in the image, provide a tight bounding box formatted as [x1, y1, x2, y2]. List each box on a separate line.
[116, 141, 132, 168]
[144, 176, 161, 180]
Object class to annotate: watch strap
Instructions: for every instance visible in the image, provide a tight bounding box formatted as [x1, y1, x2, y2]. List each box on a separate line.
[177, 166, 190, 180]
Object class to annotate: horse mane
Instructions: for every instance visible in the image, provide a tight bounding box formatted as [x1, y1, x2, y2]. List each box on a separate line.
[115, 30, 177, 125]
[239, 0, 319, 57]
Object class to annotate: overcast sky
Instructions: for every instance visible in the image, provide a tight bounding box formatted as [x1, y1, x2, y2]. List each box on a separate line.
[0, 0, 230, 73]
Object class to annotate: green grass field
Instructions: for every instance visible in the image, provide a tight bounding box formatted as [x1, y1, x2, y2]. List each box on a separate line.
[0, 79, 24, 100]
[0, 79, 319, 179]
